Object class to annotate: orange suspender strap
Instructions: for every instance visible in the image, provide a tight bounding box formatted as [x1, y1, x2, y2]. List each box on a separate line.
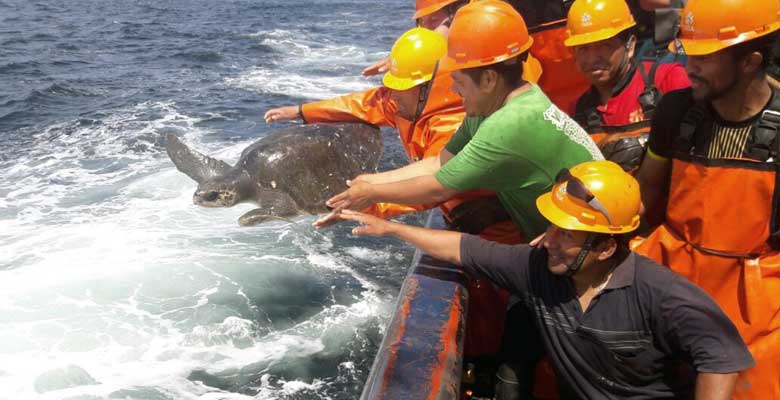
[675, 91, 780, 252]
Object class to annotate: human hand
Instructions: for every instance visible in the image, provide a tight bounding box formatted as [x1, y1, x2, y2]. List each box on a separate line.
[352, 173, 377, 184]
[361, 57, 390, 77]
[338, 209, 395, 237]
[313, 210, 345, 229]
[529, 232, 546, 248]
[264, 106, 300, 124]
[325, 179, 375, 212]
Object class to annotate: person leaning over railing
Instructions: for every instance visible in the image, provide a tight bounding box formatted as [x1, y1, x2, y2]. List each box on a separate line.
[338, 160, 754, 400]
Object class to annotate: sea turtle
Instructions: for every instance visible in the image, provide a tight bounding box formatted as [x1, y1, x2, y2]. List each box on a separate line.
[166, 123, 382, 226]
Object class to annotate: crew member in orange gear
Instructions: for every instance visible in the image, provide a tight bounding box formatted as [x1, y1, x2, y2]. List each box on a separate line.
[264, 27, 520, 243]
[264, 27, 523, 358]
[564, 0, 689, 171]
[634, 0, 780, 397]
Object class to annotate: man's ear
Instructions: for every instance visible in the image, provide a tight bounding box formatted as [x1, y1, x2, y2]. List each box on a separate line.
[626, 35, 637, 60]
[479, 68, 499, 93]
[596, 237, 618, 261]
[741, 51, 764, 76]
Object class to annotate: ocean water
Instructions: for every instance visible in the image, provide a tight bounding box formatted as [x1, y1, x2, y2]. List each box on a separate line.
[0, 1, 420, 398]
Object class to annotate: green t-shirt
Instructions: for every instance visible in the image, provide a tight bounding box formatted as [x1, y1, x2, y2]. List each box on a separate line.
[436, 85, 603, 238]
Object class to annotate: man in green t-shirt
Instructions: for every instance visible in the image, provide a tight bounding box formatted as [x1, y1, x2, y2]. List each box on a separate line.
[319, 0, 601, 240]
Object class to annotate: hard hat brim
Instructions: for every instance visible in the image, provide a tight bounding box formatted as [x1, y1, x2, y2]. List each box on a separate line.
[382, 72, 430, 91]
[672, 21, 780, 56]
[439, 39, 534, 73]
[413, 0, 458, 19]
[564, 22, 636, 47]
[536, 192, 639, 235]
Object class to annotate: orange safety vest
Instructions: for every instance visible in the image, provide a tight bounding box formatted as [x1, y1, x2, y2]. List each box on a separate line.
[635, 94, 780, 398]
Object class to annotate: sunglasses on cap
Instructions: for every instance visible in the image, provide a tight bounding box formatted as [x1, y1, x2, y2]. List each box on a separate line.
[555, 168, 615, 226]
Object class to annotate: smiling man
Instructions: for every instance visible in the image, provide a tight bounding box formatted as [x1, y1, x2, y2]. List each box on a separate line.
[338, 160, 754, 399]
[565, 0, 688, 171]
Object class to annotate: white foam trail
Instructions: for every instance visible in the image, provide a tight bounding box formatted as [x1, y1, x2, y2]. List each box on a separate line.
[0, 99, 403, 398]
[229, 28, 386, 100]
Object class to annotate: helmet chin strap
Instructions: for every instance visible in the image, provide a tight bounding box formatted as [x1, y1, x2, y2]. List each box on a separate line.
[565, 233, 597, 277]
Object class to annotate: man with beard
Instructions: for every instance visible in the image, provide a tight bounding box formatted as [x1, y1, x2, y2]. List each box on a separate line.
[337, 160, 754, 399]
[634, 0, 780, 397]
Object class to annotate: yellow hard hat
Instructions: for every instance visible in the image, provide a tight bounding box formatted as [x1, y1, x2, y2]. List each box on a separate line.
[564, 0, 637, 47]
[674, 0, 780, 56]
[382, 28, 447, 91]
[536, 160, 641, 234]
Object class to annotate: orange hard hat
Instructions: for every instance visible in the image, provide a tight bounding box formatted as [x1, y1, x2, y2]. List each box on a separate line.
[414, 0, 460, 19]
[440, 0, 534, 72]
[564, 0, 636, 47]
[536, 160, 641, 234]
[675, 0, 780, 55]
[382, 28, 447, 91]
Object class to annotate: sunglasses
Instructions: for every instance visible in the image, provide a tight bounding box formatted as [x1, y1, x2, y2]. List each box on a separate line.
[555, 168, 614, 226]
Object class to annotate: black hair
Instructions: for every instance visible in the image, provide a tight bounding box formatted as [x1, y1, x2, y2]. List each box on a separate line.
[461, 53, 528, 89]
[729, 31, 779, 73]
[592, 232, 634, 253]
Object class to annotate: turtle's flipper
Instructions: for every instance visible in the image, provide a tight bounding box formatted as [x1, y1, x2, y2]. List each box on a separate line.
[165, 134, 232, 184]
[239, 209, 296, 226]
[238, 189, 301, 226]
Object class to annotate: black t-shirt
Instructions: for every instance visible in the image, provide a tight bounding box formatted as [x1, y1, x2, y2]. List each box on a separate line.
[647, 87, 774, 159]
[459, 234, 755, 400]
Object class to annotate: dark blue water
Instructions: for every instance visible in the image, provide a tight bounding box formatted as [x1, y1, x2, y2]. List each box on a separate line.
[0, 1, 420, 398]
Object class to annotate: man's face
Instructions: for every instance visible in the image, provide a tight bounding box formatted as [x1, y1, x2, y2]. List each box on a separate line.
[390, 84, 421, 121]
[686, 50, 740, 102]
[542, 224, 595, 275]
[451, 69, 490, 116]
[573, 36, 630, 87]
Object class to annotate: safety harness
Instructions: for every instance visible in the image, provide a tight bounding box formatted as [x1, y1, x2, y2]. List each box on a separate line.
[673, 89, 780, 252]
[575, 56, 661, 134]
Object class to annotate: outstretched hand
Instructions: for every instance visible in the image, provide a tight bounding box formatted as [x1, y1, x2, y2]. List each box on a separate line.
[313, 210, 345, 229]
[338, 209, 395, 237]
[264, 106, 300, 124]
[361, 57, 390, 77]
[325, 179, 375, 213]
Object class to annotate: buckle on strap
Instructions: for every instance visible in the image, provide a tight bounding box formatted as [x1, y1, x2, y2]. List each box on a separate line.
[760, 109, 780, 126]
[749, 109, 780, 162]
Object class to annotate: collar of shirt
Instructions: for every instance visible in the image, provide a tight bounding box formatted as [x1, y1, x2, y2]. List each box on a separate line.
[603, 251, 637, 290]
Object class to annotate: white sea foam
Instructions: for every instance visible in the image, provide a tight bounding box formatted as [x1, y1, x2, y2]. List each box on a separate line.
[0, 102, 401, 400]
[229, 28, 386, 100]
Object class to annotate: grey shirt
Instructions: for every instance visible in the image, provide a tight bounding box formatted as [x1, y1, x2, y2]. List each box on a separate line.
[459, 234, 754, 399]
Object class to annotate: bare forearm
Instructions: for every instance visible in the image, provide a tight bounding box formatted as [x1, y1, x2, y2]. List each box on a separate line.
[370, 175, 456, 206]
[388, 222, 463, 264]
[695, 373, 737, 400]
[366, 156, 441, 184]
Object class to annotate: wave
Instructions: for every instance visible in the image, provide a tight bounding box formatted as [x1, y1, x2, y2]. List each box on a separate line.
[172, 50, 224, 63]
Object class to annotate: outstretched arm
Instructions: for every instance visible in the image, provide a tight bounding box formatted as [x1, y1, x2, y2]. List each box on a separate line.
[695, 373, 738, 400]
[358, 149, 452, 185]
[264, 105, 302, 123]
[361, 57, 390, 77]
[326, 175, 457, 214]
[340, 210, 463, 264]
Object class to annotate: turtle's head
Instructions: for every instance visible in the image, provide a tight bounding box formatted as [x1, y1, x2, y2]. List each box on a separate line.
[193, 170, 252, 207]
[194, 182, 239, 207]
